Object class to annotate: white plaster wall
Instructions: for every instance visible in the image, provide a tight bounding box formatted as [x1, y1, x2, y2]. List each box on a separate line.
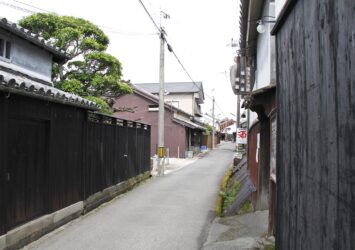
[0, 31, 53, 81]
[254, 31, 270, 90]
[249, 1, 276, 129]
[254, 2, 276, 91]
[12, 38, 52, 78]
[164, 93, 194, 115]
[249, 109, 258, 128]
[275, 0, 287, 18]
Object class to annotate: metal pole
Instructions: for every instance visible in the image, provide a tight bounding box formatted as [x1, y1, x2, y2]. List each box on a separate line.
[212, 95, 215, 149]
[157, 28, 165, 176]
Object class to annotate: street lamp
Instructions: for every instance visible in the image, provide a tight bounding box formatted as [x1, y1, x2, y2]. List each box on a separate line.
[256, 16, 276, 34]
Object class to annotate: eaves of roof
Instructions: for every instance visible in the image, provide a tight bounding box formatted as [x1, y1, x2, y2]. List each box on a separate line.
[250, 83, 276, 97]
[238, 0, 264, 57]
[0, 17, 71, 64]
[0, 70, 98, 110]
[242, 84, 276, 110]
[239, 0, 249, 53]
[172, 117, 205, 131]
[134, 82, 205, 102]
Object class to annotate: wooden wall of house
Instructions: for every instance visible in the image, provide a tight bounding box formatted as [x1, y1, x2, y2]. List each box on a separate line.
[0, 93, 151, 235]
[0, 92, 6, 235]
[248, 122, 260, 208]
[275, 0, 355, 249]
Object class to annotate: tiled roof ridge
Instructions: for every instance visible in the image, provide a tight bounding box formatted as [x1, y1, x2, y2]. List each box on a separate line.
[135, 81, 203, 84]
[0, 70, 98, 110]
[0, 65, 53, 86]
[134, 81, 203, 93]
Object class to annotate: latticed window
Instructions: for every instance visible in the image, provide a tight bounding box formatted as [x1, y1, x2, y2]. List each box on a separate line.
[0, 38, 11, 60]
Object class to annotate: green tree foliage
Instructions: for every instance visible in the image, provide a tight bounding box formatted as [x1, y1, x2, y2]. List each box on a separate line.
[20, 13, 109, 57]
[19, 13, 132, 114]
[204, 124, 213, 135]
[85, 96, 112, 115]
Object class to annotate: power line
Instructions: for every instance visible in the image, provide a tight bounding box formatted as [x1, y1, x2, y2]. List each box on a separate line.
[2, 0, 158, 37]
[6, 0, 227, 117]
[215, 101, 228, 118]
[100, 26, 158, 36]
[146, 0, 160, 25]
[15, 0, 224, 116]
[167, 42, 228, 117]
[12, 0, 51, 13]
[137, 0, 160, 33]
[136, 0, 206, 102]
[162, 35, 230, 117]
[163, 38, 211, 97]
[0, 1, 35, 14]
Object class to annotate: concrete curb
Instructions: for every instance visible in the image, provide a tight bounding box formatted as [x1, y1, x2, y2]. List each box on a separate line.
[83, 171, 151, 213]
[4, 202, 83, 250]
[1, 171, 151, 250]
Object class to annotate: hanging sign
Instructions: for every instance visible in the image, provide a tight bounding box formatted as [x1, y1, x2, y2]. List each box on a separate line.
[236, 128, 247, 144]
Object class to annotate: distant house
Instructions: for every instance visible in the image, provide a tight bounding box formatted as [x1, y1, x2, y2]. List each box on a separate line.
[113, 84, 205, 158]
[135, 82, 204, 118]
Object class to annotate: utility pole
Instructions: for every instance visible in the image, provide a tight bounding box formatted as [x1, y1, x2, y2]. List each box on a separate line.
[157, 10, 170, 176]
[236, 94, 241, 152]
[157, 28, 165, 176]
[212, 95, 215, 150]
[137, 2, 169, 175]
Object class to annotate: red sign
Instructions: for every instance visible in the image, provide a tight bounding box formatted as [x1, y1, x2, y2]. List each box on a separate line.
[236, 128, 247, 144]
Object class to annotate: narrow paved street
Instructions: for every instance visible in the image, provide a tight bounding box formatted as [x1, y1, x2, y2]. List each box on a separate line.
[25, 142, 235, 250]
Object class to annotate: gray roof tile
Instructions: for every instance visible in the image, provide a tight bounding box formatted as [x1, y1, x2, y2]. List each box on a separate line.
[0, 71, 98, 110]
[134, 82, 205, 101]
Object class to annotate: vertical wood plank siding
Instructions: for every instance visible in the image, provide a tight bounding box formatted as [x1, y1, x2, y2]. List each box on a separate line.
[0, 93, 7, 235]
[248, 123, 260, 206]
[276, 0, 355, 249]
[0, 94, 151, 234]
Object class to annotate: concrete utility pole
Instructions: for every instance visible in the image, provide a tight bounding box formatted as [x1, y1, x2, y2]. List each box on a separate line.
[236, 94, 241, 153]
[212, 95, 215, 150]
[157, 27, 165, 176]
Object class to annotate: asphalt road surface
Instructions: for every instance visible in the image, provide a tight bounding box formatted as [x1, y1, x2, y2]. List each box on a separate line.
[25, 142, 235, 250]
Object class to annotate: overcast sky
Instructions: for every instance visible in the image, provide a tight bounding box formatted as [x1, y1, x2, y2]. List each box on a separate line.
[0, 0, 240, 119]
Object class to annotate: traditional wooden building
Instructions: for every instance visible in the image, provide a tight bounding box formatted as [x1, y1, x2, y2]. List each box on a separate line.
[232, 0, 277, 235]
[272, 0, 354, 249]
[114, 84, 205, 158]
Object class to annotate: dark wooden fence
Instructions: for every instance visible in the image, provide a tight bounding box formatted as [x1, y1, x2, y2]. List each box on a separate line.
[274, 0, 355, 249]
[83, 113, 151, 199]
[0, 93, 150, 235]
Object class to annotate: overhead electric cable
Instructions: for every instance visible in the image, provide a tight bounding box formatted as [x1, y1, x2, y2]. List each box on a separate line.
[0, 1, 35, 13]
[11, 0, 51, 13]
[215, 102, 228, 118]
[137, 0, 161, 32]
[2, 0, 156, 37]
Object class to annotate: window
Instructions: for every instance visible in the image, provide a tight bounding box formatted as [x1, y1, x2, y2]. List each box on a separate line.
[148, 104, 159, 111]
[0, 38, 11, 60]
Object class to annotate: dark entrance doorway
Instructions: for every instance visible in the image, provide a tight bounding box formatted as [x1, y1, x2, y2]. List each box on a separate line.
[6, 117, 48, 230]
